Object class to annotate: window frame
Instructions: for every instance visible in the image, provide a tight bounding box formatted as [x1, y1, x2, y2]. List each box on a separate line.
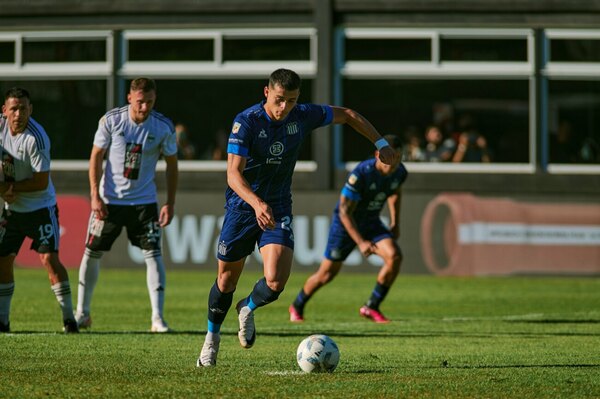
[544, 29, 600, 175]
[336, 28, 537, 173]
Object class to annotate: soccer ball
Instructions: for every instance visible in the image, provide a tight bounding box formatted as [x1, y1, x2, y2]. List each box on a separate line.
[296, 334, 340, 373]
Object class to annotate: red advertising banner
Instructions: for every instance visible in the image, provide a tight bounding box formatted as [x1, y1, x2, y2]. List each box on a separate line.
[421, 193, 600, 276]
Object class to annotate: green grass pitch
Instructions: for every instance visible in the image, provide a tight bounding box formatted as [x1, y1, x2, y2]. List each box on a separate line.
[1, 267, 599, 398]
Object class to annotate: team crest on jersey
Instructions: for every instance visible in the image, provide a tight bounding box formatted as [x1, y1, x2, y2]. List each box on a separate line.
[348, 174, 358, 185]
[218, 241, 228, 256]
[258, 129, 267, 138]
[147, 135, 155, 142]
[369, 183, 377, 190]
[269, 141, 284, 156]
[286, 122, 299, 135]
[232, 122, 241, 134]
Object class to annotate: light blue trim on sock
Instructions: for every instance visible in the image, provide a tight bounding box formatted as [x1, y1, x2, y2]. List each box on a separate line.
[208, 320, 221, 333]
[247, 297, 257, 311]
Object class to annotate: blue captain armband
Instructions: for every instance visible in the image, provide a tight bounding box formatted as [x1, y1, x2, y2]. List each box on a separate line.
[227, 143, 249, 157]
[375, 138, 389, 150]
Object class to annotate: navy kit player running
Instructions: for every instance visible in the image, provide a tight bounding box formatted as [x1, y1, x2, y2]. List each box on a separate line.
[75, 78, 178, 333]
[197, 68, 398, 367]
[289, 134, 406, 323]
[0, 87, 78, 333]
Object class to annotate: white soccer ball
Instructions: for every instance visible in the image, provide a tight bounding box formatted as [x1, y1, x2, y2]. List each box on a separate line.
[296, 334, 340, 373]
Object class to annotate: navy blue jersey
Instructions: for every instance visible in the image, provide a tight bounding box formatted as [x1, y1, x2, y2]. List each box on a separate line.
[226, 101, 333, 213]
[335, 158, 408, 221]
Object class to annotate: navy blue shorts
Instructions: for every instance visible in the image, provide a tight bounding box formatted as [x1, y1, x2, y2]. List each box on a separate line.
[323, 215, 392, 261]
[217, 208, 294, 262]
[0, 205, 61, 256]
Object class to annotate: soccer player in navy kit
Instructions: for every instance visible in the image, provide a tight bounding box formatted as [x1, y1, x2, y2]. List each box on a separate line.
[75, 78, 178, 333]
[197, 69, 398, 367]
[0, 87, 79, 333]
[289, 134, 406, 324]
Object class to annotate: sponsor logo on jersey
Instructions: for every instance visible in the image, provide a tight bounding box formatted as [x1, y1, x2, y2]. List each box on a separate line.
[117, 131, 125, 137]
[232, 122, 241, 134]
[2, 153, 15, 182]
[391, 180, 399, 190]
[124, 143, 143, 180]
[369, 183, 377, 190]
[286, 122, 299, 135]
[147, 135, 155, 142]
[266, 157, 282, 164]
[258, 129, 267, 138]
[269, 141, 284, 156]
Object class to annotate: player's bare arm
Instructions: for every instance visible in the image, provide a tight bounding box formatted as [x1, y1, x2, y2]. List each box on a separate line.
[226, 153, 275, 230]
[338, 195, 377, 257]
[330, 106, 398, 165]
[159, 154, 178, 227]
[387, 189, 402, 239]
[89, 145, 108, 219]
[0, 171, 49, 193]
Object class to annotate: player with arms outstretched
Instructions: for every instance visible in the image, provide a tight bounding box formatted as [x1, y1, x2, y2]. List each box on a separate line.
[197, 68, 398, 367]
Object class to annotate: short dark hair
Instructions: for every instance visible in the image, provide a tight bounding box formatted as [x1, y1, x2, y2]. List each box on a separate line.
[383, 134, 403, 151]
[5, 87, 30, 102]
[268, 69, 301, 91]
[130, 77, 157, 93]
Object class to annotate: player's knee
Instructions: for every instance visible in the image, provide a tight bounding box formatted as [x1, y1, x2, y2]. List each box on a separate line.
[320, 269, 339, 284]
[389, 250, 403, 267]
[265, 278, 286, 293]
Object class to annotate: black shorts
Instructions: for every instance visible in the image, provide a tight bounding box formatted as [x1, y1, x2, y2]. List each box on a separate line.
[85, 203, 161, 251]
[0, 205, 61, 256]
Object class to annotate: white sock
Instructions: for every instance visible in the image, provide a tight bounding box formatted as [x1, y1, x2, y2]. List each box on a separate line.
[143, 249, 166, 321]
[51, 281, 74, 321]
[205, 331, 220, 342]
[0, 282, 15, 325]
[76, 248, 102, 317]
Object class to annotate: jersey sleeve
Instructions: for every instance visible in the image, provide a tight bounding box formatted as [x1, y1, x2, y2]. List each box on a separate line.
[161, 123, 178, 157]
[302, 104, 334, 130]
[27, 134, 51, 173]
[341, 166, 364, 202]
[226, 116, 252, 158]
[93, 114, 113, 149]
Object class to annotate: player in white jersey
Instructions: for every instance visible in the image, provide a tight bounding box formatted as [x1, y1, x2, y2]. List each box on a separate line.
[75, 78, 178, 332]
[0, 87, 78, 333]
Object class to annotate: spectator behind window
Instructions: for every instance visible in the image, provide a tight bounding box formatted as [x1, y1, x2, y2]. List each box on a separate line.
[175, 123, 196, 160]
[549, 120, 580, 164]
[423, 125, 455, 162]
[402, 126, 425, 162]
[452, 130, 491, 163]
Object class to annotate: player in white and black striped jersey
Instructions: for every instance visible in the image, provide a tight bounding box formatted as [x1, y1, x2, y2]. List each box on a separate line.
[0, 87, 78, 333]
[75, 78, 178, 333]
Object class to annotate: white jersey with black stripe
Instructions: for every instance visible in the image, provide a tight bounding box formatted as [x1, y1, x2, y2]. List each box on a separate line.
[0, 116, 56, 212]
[94, 106, 177, 205]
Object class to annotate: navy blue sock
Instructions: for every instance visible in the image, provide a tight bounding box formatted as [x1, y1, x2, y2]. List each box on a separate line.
[207, 281, 234, 332]
[292, 289, 311, 312]
[366, 282, 390, 310]
[247, 277, 283, 311]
